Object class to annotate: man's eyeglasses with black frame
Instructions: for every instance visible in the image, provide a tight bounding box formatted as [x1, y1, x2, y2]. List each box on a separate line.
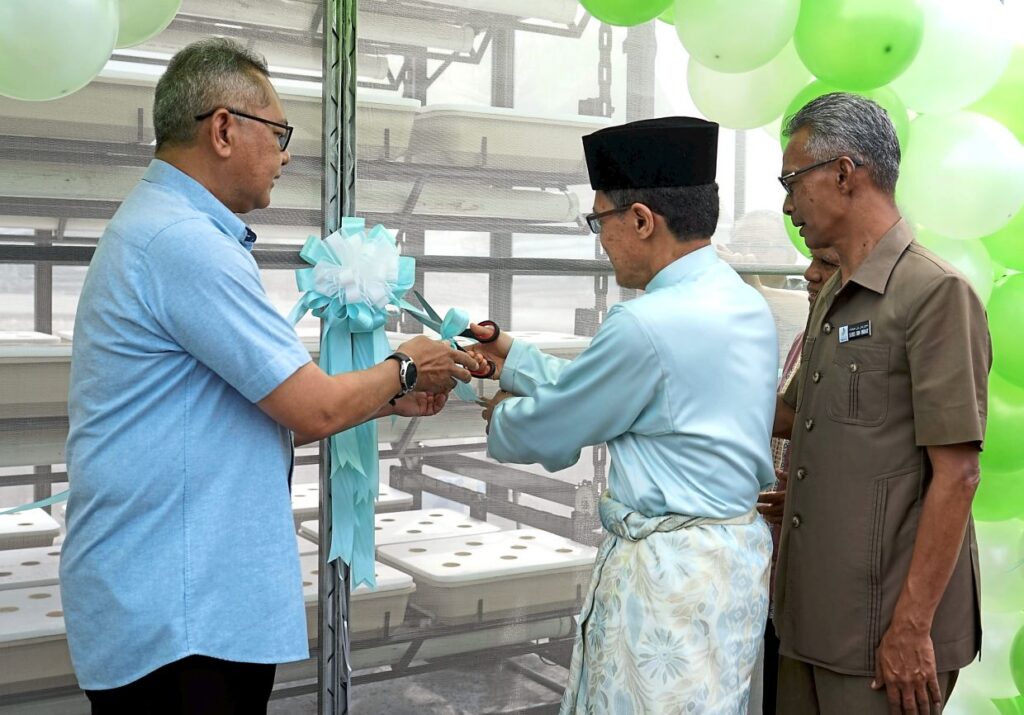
[194, 108, 294, 152]
[778, 156, 863, 196]
[584, 206, 629, 234]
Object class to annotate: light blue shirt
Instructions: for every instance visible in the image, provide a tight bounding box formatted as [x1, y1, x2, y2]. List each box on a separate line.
[61, 160, 313, 690]
[489, 246, 778, 519]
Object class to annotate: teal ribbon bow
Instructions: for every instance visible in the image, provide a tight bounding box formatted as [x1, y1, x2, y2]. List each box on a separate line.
[287, 217, 414, 588]
[396, 293, 480, 405]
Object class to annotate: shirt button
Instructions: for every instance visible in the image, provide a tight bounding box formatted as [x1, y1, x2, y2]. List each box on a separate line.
[791, 515, 802, 528]
[812, 371, 821, 383]
[849, 363, 858, 373]
[823, 322, 833, 335]
[805, 418, 814, 431]
[796, 467, 807, 480]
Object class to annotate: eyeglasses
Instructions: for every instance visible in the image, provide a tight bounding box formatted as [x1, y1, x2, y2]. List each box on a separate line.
[194, 108, 294, 151]
[778, 156, 862, 195]
[583, 207, 629, 233]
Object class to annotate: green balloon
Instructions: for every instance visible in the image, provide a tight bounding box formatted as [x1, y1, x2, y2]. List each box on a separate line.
[975, 520, 1024, 611]
[971, 44, 1024, 145]
[675, 0, 800, 73]
[990, 274, 1024, 389]
[1013, 624, 1024, 697]
[916, 229, 994, 304]
[794, 0, 924, 90]
[779, 81, 910, 152]
[658, 4, 675, 24]
[983, 371, 1024, 473]
[0, 0, 118, 101]
[116, 0, 180, 48]
[687, 42, 810, 130]
[982, 208, 1024, 272]
[974, 467, 1024, 522]
[580, 0, 672, 26]
[784, 215, 812, 259]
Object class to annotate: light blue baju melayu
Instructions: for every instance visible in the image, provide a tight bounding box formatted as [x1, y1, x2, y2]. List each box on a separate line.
[488, 246, 778, 714]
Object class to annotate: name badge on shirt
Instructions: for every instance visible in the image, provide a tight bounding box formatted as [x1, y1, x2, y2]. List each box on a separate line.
[838, 320, 871, 343]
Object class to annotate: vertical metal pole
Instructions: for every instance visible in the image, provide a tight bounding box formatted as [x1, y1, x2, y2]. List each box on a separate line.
[33, 229, 54, 506]
[734, 130, 747, 221]
[488, 28, 514, 329]
[320, 0, 355, 712]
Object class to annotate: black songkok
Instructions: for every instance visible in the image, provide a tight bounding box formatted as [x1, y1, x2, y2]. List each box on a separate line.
[582, 116, 719, 191]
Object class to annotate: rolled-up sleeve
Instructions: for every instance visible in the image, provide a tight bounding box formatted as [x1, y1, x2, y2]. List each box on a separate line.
[907, 273, 992, 446]
[487, 306, 661, 471]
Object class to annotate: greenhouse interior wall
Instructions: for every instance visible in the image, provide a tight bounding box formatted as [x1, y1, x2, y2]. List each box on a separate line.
[1, 0, 1018, 713]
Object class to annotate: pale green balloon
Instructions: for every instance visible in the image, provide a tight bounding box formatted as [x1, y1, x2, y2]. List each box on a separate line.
[674, 0, 800, 73]
[916, 229, 994, 304]
[975, 520, 1024, 614]
[971, 44, 1024, 145]
[891, 0, 1013, 114]
[687, 42, 810, 130]
[0, 0, 118, 101]
[897, 112, 1024, 241]
[116, 0, 181, 49]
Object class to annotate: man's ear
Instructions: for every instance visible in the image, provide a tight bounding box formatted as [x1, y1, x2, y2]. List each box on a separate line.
[631, 202, 656, 240]
[836, 156, 858, 194]
[205, 109, 234, 159]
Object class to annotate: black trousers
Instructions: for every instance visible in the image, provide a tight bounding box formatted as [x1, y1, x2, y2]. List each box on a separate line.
[85, 655, 276, 715]
[763, 618, 781, 715]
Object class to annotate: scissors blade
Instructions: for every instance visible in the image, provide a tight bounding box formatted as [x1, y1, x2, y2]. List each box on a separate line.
[413, 289, 444, 323]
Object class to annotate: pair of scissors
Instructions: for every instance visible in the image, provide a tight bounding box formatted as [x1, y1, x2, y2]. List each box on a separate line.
[411, 290, 500, 380]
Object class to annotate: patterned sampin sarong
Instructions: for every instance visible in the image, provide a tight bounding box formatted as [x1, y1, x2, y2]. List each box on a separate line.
[560, 493, 771, 714]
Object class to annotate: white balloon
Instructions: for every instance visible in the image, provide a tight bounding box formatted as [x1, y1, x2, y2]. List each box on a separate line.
[675, 0, 800, 74]
[891, 0, 1013, 114]
[898, 112, 1024, 240]
[0, 0, 118, 101]
[687, 42, 810, 130]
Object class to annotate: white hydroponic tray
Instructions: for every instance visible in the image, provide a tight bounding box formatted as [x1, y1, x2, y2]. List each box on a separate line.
[291, 482, 415, 526]
[0, 331, 61, 346]
[357, 92, 421, 161]
[377, 528, 597, 624]
[300, 553, 415, 640]
[0, 509, 61, 550]
[0, 584, 74, 690]
[0, 545, 61, 591]
[407, 105, 611, 174]
[299, 508, 501, 548]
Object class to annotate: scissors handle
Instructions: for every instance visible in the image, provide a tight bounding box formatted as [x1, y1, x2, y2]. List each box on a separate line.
[473, 320, 500, 344]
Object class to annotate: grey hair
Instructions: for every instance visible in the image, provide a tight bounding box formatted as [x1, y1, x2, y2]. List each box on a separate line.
[605, 184, 719, 241]
[783, 92, 900, 194]
[154, 38, 272, 149]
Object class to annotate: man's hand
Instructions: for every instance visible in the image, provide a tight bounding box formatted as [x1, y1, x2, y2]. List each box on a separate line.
[481, 389, 513, 434]
[391, 391, 448, 418]
[872, 622, 942, 715]
[757, 468, 788, 525]
[397, 336, 478, 393]
[464, 322, 512, 380]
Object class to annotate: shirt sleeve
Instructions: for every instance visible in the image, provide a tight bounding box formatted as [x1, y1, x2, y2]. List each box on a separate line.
[907, 273, 992, 446]
[145, 221, 312, 403]
[498, 339, 572, 397]
[487, 306, 662, 472]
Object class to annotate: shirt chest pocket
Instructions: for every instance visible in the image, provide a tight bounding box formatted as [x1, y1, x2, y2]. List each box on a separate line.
[826, 343, 891, 427]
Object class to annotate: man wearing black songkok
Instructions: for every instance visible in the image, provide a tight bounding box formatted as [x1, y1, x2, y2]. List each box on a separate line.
[467, 117, 780, 714]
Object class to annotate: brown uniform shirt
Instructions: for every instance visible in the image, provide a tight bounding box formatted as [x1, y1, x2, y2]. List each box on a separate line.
[775, 220, 991, 676]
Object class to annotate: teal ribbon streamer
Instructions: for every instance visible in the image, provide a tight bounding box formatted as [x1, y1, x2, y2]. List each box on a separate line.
[0, 489, 68, 516]
[396, 300, 480, 404]
[287, 217, 414, 589]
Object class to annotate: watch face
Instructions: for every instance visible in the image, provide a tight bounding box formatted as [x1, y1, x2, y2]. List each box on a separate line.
[405, 361, 418, 390]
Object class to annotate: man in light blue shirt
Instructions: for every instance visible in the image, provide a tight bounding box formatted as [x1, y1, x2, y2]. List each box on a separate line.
[62, 39, 474, 713]
[472, 118, 778, 714]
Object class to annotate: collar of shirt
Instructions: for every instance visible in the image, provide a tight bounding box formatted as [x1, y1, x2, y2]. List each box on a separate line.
[844, 218, 914, 295]
[645, 244, 719, 293]
[142, 159, 258, 252]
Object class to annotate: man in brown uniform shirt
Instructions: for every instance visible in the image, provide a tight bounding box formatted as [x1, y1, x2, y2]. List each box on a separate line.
[772, 93, 991, 714]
